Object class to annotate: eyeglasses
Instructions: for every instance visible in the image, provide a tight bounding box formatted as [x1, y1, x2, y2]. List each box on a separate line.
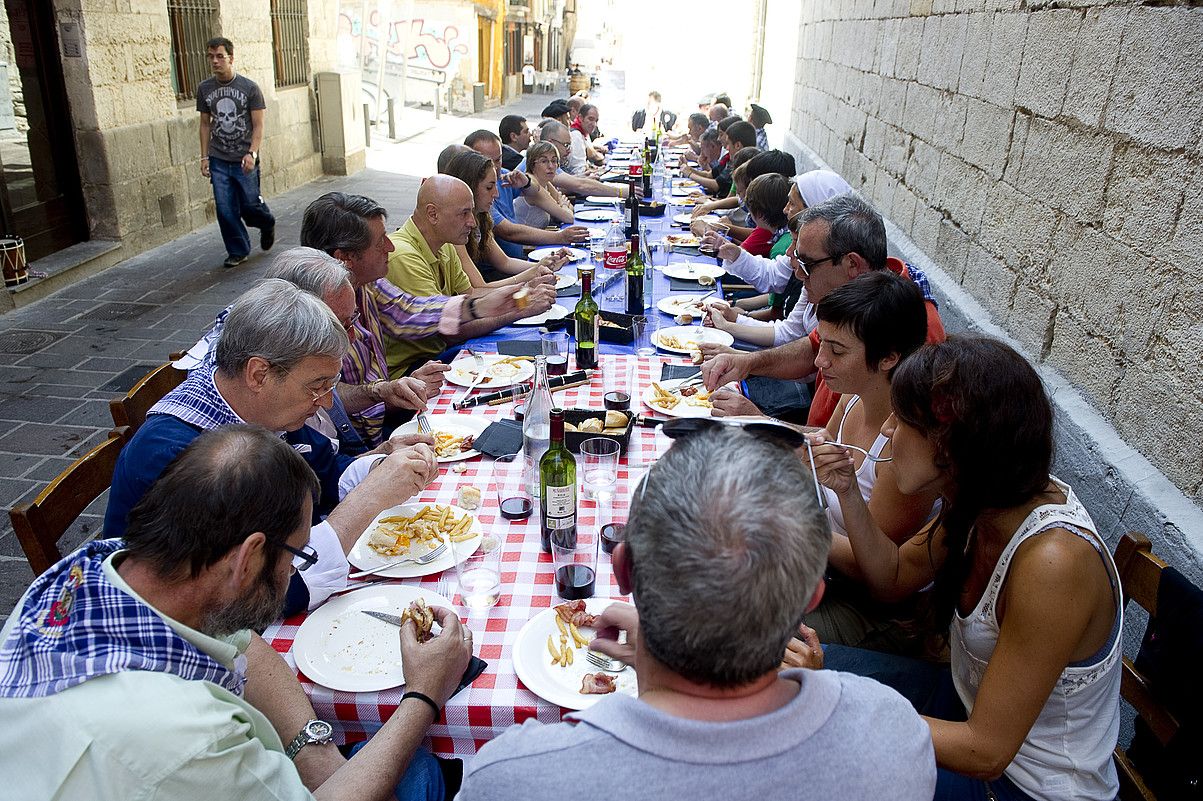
[278, 367, 341, 403]
[549, 139, 571, 148]
[642, 417, 826, 509]
[794, 252, 845, 278]
[280, 542, 319, 571]
[341, 310, 361, 332]
[534, 157, 560, 167]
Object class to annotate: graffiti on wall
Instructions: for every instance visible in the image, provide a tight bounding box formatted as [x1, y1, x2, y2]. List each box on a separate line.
[337, 11, 470, 73]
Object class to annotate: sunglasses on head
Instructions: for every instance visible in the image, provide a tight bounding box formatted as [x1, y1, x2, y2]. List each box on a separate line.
[651, 417, 827, 510]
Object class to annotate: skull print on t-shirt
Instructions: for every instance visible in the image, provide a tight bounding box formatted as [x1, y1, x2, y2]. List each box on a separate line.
[196, 74, 266, 163]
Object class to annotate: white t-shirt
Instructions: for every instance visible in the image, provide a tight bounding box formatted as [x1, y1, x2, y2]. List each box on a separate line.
[567, 129, 589, 175]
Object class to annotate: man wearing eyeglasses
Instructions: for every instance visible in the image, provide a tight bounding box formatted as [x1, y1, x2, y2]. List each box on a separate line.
[700, 195, 945, 428]
[105, 280, 440, 614]
[518, 121, 629, 201]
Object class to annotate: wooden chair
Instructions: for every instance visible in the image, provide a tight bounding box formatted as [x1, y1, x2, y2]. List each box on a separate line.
[1113, 531, 1181, 801]
[109, 362, 185, 439]
[9, 432, 126, 575]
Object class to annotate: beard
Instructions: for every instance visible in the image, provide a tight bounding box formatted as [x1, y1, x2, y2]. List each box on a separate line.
[201, 561, 288, 637]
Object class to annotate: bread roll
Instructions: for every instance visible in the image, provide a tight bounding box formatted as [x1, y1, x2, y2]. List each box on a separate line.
[604, 410, 629, 428]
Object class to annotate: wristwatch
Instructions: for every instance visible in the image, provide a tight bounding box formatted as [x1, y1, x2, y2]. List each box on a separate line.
[284, 719, 334, 760]
[247, 151, 258, 161]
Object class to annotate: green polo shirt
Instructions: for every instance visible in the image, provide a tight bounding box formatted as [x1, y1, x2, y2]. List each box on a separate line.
[0, 553, 310, 801]
[379, 217, 472, 377]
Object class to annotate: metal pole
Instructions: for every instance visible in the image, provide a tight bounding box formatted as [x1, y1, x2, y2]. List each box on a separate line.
[387, 97, 396, 139]
[374, 0, 390, 127]
[363, 103, 371, 146]
[433, 83, 441, 120]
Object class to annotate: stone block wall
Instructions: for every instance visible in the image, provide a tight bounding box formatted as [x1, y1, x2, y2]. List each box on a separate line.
[788, 0, 1203, 505]
[54, 0, 340, 259]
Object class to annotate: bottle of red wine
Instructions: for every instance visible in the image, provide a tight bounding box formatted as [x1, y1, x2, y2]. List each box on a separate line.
[625, 233, 644, 315]
[626, 176, 640, 236]
[574, 269, 599, 369]
[539, 408, 577, 553]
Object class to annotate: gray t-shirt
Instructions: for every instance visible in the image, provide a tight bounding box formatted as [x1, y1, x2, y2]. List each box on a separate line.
[196, 74, 265, 163]
[457, 669, 935, 801]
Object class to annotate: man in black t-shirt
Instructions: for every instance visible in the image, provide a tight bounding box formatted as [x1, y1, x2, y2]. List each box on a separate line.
[197, 37, 275, 268]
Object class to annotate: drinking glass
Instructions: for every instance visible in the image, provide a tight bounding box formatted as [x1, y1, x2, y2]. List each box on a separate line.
[493, 453, 533, 521]
[599, 499, 626, 556]
[540, 329, 569, 376]
[580, 437, 620, 501]
[452, 527, 503, 611]
[633, 314, 661, 358]
[551, 525, 598, 600]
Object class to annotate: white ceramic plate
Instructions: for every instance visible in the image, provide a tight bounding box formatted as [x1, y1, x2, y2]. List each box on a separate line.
[511, 598, 638, 711]
[668, 195, 704, 207]
[528, 246, 589, 263]
[512, 303, 572, 327]
[653, 325, 734, 354]
[657, 294, 713, 317]
[292, 584, 455, 692]
[391, 413, 491, 462]
[663, 261, 726, 281]
[446, 353, 536, 389]
[554, 273, 578, 291]
[575, 208, 618, 222]
[664, 234, 701, 248]
[585, 227, 607, 240]
[584, 195, 623, 205]
[672, 213, 720, 227]
[642, 377, 717, 419]
[347, 502, 483, 579]
[672, 179, 701, 190]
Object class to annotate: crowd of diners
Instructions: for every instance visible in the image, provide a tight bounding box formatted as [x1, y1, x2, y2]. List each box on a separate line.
[0, 90, 1123, 801]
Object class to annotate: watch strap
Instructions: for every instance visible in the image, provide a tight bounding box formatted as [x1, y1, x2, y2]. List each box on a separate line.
[401, 690, 440, 721]
[285, 720, 332, 760]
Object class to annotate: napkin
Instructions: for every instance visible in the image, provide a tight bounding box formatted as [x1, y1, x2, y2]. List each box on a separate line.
[471, 419, 524, 457]
[557, 284, 582, 299]
[668, 277, 708, 292]
[743, 377, 813, 419]
[496, 340, 545, 357]
[660, 364, 702, 382]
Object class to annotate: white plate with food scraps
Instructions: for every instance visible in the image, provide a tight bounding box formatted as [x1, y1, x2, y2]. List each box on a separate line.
[347, 502, 485, 579]
[653, 325, 734, 355]
[672, 213, 720, 227]
[575, 208, 619, 222]
[292, 584, 455, 692]
[657, 294, 714, 317]
[446, 353, 536, 388]
[553, 273, 579, 291]
[663, 261, 726, 281]
[664, 233, 702, 248]
[668, 195, 704, 207]
[391, 413, 491, 462]
[512, 598, 637, 711]
[584, 195, 624, 205]
[512, 303, 572, 327]
[642, 377, 718, 419]
[529, 246, 589, 263]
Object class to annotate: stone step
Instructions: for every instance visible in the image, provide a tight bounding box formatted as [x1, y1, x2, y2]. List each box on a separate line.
[3, 240, 124, 312]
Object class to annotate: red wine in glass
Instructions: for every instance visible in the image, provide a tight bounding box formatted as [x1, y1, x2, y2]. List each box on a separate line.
[600, 523, 626, 554]
[499, 496, 533, 520]
[546, 354, 568, 376]
[555, 564, 596, 599]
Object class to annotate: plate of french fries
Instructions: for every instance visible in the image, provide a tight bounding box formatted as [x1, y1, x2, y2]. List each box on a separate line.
[348, 503, 483, 579]
[390, 413, 491, 463]
[512, 598, 638, 711]
[652, 325, 734, 356]
[291, 584, 454, 692]
[642, 378, 718, 418]
[446, 353, 536, 389]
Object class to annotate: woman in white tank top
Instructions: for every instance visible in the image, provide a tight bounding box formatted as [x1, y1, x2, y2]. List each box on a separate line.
[810, 337, 1121, 801]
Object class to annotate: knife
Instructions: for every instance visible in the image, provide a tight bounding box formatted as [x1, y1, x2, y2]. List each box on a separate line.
[362, 610, 406, 627]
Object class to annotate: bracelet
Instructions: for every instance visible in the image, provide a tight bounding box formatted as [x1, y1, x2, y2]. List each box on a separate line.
[466, 296, 480, 321]
[366, 379, 386, 403]
[401, 691, 440, 721]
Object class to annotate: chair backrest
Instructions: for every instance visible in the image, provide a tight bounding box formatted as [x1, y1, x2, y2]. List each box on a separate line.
[1112, 531, 1181, 801]
[109, 362, 185, 439]
[9, 432, 126, 575]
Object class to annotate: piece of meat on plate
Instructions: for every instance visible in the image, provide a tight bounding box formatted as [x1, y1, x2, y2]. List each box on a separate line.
[554, 600, 596, 628]
[580, 672, 616, 695]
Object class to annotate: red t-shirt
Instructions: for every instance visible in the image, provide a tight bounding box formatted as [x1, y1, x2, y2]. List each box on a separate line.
[805, 259, 947, 428]
[741, 227, 773, 257]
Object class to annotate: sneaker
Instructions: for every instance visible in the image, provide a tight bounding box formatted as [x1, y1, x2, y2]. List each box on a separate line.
[261, 225, 276, 252]
[223, 255, 248, 269]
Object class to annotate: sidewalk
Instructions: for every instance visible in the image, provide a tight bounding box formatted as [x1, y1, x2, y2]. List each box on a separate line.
[0, 89, 567, 617]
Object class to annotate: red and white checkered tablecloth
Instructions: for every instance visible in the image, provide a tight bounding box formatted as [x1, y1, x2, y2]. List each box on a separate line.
[262, 353, 687, 757]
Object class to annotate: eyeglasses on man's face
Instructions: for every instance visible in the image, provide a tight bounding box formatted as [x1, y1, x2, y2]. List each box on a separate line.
[280, 542, 319, 570]
[277, 366, 341, 403]
[793, 252, 845, 278]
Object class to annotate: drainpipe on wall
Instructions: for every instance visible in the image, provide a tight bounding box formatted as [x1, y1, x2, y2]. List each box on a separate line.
[749, 0, 767, 102]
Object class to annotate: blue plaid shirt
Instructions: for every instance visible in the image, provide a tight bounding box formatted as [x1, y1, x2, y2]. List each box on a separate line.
[0, 539, 244, 698]
[148, 364, 245, 430]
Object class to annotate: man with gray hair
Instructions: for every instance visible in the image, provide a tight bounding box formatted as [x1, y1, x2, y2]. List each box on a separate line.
[459, 425, 936, 800]
[105, 279, 439, 612]
[700, 194, 946, 427]
[520, 120, 627, 199]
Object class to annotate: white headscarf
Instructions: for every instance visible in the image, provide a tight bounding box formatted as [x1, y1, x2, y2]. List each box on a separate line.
[794, 170, 852, 208]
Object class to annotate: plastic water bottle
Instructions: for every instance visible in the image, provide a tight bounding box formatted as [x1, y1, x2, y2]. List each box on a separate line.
[653, 146, 666, 200]
[522, 356, 553, 497]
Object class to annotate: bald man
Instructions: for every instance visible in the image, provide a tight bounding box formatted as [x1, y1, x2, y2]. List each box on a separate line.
[376, 175, 556, 377]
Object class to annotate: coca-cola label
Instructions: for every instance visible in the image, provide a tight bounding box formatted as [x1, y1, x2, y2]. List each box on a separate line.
[604, 248, 626, 270]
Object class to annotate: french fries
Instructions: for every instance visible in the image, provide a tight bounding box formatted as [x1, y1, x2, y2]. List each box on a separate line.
[366, 504, 475, 558]
[548, 614, 592, 666]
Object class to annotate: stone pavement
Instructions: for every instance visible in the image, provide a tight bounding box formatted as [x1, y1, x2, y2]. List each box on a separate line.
[0, 88, 575, 619]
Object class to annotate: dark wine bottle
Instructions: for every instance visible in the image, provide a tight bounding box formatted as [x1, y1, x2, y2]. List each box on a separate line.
[573, 269, 599, 369]
[539, 408, 577, 553]
[625, 233, 645, 315]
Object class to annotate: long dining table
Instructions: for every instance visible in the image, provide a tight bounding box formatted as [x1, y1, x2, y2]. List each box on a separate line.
[261, 142, 735, 758]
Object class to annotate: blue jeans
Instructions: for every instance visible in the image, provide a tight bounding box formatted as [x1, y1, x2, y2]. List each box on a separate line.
[346, 742, 445, 801]
[209, 156, 274, 258]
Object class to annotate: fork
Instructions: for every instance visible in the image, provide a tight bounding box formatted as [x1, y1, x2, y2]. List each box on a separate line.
[416, 412, 432, 435]
[456, 349, 487, 405]
[348, 543, 448, 579]
[585, 650, 626, 673]
[824, 441, 893, 463]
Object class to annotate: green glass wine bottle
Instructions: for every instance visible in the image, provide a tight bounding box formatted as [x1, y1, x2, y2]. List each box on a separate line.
[574, 269, 599, 369]
[539, 408, 577, 553]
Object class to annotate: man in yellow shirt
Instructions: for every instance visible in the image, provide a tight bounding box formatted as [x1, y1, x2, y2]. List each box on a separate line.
[378, 175, 554, 377]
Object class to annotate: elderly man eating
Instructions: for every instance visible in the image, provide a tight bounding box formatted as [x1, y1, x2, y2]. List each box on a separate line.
[105, 280, 440, 612]
[458, 424, 936, 800]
